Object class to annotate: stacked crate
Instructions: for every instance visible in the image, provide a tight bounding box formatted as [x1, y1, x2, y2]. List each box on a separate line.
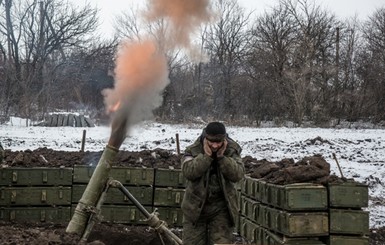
[71, 165, 154, 224]
[0, 167, 72, 222]
[239, 176, 370, 245]
[239, 176, 260, 243]
[240, 176, 329, 244]
[153, 168, 185, 227]
[326, 182, 369, 245]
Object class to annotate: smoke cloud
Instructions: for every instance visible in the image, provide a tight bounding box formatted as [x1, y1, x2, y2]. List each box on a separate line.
[145, 0, 212, 50]
[103, 0, 213, 148]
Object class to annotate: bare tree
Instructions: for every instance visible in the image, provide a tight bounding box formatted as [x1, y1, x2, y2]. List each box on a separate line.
[335, 17, 362, 122]
[0, 0, 98, 120]
[203, 0, 252, 120]
[249, 0, 339, 125]
[248, 3, 297, 121]
[358, 7, 385, 121]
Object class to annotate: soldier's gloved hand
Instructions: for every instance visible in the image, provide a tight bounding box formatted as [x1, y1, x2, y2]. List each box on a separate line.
[203, 138, 212, 157]
[217, 139, 227, 158]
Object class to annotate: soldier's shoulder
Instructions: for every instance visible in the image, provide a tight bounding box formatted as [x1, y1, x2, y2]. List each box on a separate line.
[185, 137, 202, 156]
[227, 137, 242, 154]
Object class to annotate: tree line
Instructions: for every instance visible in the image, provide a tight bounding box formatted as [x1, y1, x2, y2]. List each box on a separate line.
[0, 0, 384, 126]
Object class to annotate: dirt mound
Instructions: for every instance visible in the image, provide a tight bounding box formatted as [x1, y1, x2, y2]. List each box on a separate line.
[3, 147, 181, 169]
[244, 154, 346, 185]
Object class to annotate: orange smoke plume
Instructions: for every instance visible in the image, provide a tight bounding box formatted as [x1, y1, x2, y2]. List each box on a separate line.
[103, 39, 169, 148]
[103, 0, 213, 149]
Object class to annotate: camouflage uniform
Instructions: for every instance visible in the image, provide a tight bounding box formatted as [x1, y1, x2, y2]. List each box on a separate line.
[181, 134, 244, 245]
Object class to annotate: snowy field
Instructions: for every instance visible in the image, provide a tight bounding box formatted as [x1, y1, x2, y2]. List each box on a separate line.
[1, 118, 384, 228]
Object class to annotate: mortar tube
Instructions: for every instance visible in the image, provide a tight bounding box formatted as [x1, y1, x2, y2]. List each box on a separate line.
[66, 144, 119, 235]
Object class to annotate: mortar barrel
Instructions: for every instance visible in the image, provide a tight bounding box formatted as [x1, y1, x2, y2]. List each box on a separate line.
[66, 145, 118, 235]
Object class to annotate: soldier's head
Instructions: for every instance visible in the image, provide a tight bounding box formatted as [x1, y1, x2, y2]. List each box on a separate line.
[204, 122, 226, 152]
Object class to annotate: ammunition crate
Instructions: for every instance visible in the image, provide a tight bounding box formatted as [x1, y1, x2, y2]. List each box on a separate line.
[153, 187, 184, 207]
[329, 209, 369, 235]
[328, 182, 368, 208]
[72, 185, 153, 205]
[155, 207, 183, 227]
[241, 195, 260, 220]
[0, 206, 71, 222]
[0, 186, 72, 206]
[262, 227, 326, 245]
[260, 204, 329, 237]
[240, 216, 260, 243]
[100, 205, 152, 224]
[327, 235, 369, 245]
[154, 168, 185, 187]
[70, 204, 152, 224]
[0, 167, 73, 186]
[242, 176, 256, 198]
[73, 166, 154, 186]
[268, 183, 328, 211]
[258, 180, 269, 203]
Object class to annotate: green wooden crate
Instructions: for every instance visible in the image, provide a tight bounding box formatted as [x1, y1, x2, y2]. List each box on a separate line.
[328, 182, 368, 208]
[0, 206, 71, 222]
[329, 209, 369, 235]
[240, 217, 260, 244]
[258, 181, 269, 204]
[155, 207, 183, 227]
[262, 205, 329, 237]
[72, 185, 153, 205]
[274, 183, 327, 211]
[71, 204, 152, 224]
[262, 227, 326, 245]
[73, 165, 154, 186]
[242, 176, 257, 198]
[327, 235, 369, 245]
[154, 168, 185, 187]
[0, 167, 73, 186]
[0, 186, 71, 206]
[153, 187, 184, 207]
[241, 196, 260, 220]
[100, 205, 152, 224]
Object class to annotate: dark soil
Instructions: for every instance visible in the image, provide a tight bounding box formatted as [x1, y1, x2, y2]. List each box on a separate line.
[1, 148, 384, 244]
[0, 222, 182, 245]
[3, 147, 181, 169]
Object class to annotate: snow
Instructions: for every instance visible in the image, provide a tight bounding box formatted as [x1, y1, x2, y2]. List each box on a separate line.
[1, 117, 384, 228]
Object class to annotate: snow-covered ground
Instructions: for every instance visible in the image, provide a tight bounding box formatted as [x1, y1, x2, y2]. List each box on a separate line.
[1, 118, 384, 228]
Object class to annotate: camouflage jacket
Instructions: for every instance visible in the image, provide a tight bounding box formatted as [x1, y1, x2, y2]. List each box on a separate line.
[181, 135, 244, 225]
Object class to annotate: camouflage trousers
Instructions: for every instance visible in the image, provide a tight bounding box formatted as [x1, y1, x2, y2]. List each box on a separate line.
[182, 209, 233, 245]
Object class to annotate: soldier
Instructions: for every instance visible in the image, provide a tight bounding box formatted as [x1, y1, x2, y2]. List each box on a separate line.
[181, 122, 244, 245]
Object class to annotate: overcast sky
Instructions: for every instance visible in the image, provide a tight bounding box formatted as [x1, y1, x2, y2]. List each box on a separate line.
[73, 0, 385, 36]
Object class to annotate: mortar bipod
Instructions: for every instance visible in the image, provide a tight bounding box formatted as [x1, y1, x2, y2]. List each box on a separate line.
[80, 178, 183, 245]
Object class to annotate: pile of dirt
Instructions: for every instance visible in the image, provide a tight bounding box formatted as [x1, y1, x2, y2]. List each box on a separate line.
[2, 147, 181, 169]
[243, 154, 346, 185]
